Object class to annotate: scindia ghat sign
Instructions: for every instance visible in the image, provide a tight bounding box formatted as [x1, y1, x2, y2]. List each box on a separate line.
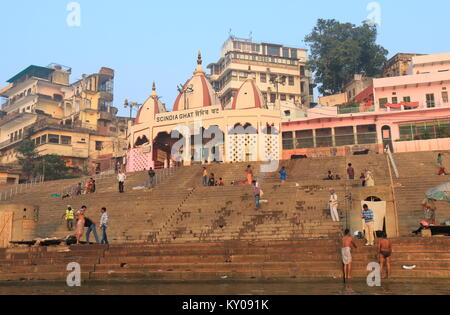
[155, 106, 222, 124]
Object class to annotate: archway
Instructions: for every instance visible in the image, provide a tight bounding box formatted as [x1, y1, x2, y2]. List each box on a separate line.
[382, 125, 394, 153]
[153, 132, 179, 169]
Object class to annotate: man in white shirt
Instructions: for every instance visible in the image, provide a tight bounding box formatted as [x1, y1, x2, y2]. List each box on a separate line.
[118, 170, 126, 193]
[100, 207, 109, 245]
[329, 189, 340, 222]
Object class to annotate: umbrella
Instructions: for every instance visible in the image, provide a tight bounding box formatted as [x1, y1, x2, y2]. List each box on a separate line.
[425, 182, 450, 203]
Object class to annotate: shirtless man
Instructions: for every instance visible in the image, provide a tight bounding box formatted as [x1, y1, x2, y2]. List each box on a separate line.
[342, 229, 358, 279]
[378, 232, 392, 279]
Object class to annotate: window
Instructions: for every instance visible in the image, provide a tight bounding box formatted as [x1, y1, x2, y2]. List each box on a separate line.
[95, 141, 103, 151]
[282, 132, 294, 150]
[48, 134, 60, 144]
[300, 66, 306, 77]
[35, 137, 41, 145]
[288, 76, 295, 86]
[443, 91, 449, 104]
[291, 49, 298, 59]
[426, 94, 436, 108]
[270, 94, 276, 103]
[392, 97, 398, 104]
[357, 125, 377, 144]
[267, 45, 280, 56]
[260, 73, 267, 83]
[295, 130, 314, 148]
[316, 128, 333, 148]
[41, 135, 47, 144]
[61, 136, 72, 145]
[379, 98, 388, 109]
[335, 126, 355, 146]
[280, 94, 287, 101]
[403, 96, 411, 102]
[282, 48, 289, 58]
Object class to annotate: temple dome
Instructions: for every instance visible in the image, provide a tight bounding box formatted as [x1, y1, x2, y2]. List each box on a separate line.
[173, 52, 218, 111]
[135, 82, 167, 124]
[231, 78, 265, 110]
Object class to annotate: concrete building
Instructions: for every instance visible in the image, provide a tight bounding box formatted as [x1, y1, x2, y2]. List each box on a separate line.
[282, 52, 450, 158]
[383, 53, 426, 78]
[207, 36, 314, 120]
[0, 64, 131, 177]
[126, 53, 282, 171]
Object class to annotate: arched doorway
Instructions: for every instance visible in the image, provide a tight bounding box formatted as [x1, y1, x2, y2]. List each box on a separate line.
[382, 125, 394, 153]
[153, 132, 180, 169]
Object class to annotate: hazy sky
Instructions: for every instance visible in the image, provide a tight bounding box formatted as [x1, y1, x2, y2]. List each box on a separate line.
[0, 0, 448, 116]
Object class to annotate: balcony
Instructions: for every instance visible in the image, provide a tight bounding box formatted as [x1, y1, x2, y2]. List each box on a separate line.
[337, 105, 375, 115]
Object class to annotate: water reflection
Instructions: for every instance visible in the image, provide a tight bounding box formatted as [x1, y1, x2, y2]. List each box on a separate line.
[0, 280, 449, 295]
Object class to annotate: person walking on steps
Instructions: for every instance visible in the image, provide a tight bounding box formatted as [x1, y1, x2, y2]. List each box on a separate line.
[378, 232, 392, 280]
[347, 163, 355, 180]
[118, 170, 126, 193]
[148, 167, 156, 188]
[100, 207, 109, 245]
[202, 167, 208, 187]
[253, 180, 262, 210]
[329, 189, 340, 222]
[280, 167, 287, 184]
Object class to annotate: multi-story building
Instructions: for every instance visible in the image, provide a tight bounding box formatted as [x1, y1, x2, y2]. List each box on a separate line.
[383, 53, 425, 78]
[207, 36, 314, 119]
[0, 64, 131, 177]
[282, 52, 450, 158]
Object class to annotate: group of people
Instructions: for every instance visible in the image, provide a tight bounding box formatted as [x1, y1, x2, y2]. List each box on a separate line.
[63, 205, 109, 245]
[342, 229, 392, 280]
[201, 168, 225, 187]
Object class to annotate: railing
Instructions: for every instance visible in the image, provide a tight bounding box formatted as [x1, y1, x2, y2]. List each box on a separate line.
[0, 175, 44, 202]
[338, 105, 375, 115]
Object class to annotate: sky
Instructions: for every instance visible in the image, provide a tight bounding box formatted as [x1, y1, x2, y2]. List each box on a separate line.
[0, 0, 449, 117]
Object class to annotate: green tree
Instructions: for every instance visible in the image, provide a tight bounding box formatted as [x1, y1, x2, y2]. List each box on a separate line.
[16, 139, 38, 180]
[36, 155, 70, 181]
[305, 19, 388, 96]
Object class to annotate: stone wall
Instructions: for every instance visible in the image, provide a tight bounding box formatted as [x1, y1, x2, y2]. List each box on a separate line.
[0, 204, 39, 247]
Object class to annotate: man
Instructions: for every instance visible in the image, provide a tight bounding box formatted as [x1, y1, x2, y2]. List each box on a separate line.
[329, 190, 340, 222]
[118, 170, 126, 193]
[280, 167, 287, 184]
[100, 207, 109, 245]
[62, 206, 75, 231]
[362, 204, 375, 246]
[85, 216, 100, 244]
[202, 167, 208, 187]
[148, 168, 156, 188]
[347, 163, 355, 180]
[252, 180, 261, 210]
[75, 183, 82, 196]
[342, 229, 358, 280]
[378, 232, 392, 279]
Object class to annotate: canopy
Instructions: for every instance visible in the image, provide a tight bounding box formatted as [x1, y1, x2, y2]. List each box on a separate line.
[425, 182, 450, 202]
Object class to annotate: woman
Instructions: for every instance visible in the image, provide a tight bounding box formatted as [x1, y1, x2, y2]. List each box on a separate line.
[246, 165, 253, 185]
[75, 211, 86, 245]
[365, 170, 375, 187]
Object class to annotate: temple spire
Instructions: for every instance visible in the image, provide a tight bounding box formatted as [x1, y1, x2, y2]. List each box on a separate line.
[194, 50, 205, 75]
[151, 81, 157, 98]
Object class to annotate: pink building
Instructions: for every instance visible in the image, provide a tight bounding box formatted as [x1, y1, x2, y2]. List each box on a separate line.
[282, 52, 450, 159]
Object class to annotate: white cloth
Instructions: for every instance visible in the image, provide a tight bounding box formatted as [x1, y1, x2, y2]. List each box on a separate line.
[118, 173, 126, 182]
[100, 213, 108, 227]
[330, 204, 340, 222]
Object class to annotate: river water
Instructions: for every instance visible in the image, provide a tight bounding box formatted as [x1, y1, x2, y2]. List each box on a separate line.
[0, 280, 449, 295]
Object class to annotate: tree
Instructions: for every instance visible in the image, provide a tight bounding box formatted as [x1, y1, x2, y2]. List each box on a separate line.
[16, 139, 38, 180]
[305, 19, 388, 96]
[36, 155, 70, 181]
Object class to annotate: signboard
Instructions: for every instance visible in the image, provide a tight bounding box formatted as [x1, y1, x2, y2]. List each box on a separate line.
[155, 106, 222, 124]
